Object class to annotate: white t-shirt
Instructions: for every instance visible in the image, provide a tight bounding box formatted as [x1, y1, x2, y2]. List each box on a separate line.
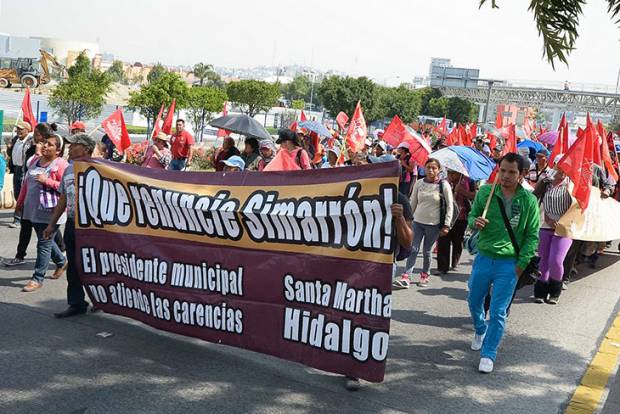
[11, 137, 27, 167]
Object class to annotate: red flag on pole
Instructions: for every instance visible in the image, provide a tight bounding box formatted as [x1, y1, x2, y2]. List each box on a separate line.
[336, 112, 349, 131]
[501, 124, 517, 156]
[382, 115, 431, 164]
[151, 103, 165, 140]
[549, 113, 569, 167]
[102, 109, 131, 152]
[469, 123, 477, 144]
[21, 88, 37, 130]
[217, 101, 230, 138]
[300, 110, 308, 122]
[523, 117, 532, 138]
[459, 124, 471, 146]
[345, 101, 367, 152]
[435, 116, 448, 137]
[598, 120, 619, 181]
[585, 115, 602, 167]
[557, 126, 594, 211]
[161, 98, 176, 135]
[495, 111, 503, 128]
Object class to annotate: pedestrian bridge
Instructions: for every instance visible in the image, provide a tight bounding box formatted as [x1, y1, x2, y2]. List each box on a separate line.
[439, 85, 620, 118]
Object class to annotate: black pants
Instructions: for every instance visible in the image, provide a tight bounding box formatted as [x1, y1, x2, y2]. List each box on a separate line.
[64, 221, 88, 309]
[437, 219, 468, 272]
[563, 240, 584, 282]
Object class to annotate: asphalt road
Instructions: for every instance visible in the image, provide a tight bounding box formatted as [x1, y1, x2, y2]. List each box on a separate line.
[1, 209, 619, 414]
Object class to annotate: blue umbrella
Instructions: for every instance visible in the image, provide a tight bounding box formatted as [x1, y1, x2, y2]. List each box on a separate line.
[431, 146, 496, 180]
[298, 120, 332, 137]
[518, 139, 549, 155]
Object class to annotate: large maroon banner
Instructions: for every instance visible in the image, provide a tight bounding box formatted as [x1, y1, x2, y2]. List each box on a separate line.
[74, 159, 400, 382]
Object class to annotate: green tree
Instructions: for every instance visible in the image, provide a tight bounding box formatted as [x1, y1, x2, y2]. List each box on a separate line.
[446, 97, 478, 124]
[226, 80, 280, 117]
[428, 96, 450, 118]
[283, 75, 311, 101]
[479, 0, 620, 68]
[186, 86, 227, 141]
[48, 52, 112, 125]
[291, 99, 305, 110]
[376, 85, 422, 123]
[127, 71, 190, 135]
[147, 63, 167, 84]
[417, 87, 443, 116]
[192, 62, 214, 86]
[106, 60, 126, 83]
[318, 76, 378, 121]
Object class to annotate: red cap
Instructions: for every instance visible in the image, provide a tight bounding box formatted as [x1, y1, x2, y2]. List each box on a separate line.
[70, 121, 86, 131]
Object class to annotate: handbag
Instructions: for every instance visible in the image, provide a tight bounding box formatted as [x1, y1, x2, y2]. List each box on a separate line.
[496, 197, 540, 290]
[464, 229, 479, 255]
[439, 179, 460, 229]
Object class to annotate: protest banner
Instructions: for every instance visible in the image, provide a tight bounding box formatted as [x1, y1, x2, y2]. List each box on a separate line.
[555, 184, 620, 241]
[73, 159, 400, 382]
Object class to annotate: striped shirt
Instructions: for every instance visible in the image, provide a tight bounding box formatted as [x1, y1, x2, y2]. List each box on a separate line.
[541, 179, 572, 227]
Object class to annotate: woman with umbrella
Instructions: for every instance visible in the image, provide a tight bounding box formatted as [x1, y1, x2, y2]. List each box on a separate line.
[214, 136, 241, 172]
[241, 137, 261, 171]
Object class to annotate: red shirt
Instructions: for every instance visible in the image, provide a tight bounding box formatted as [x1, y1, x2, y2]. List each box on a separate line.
[171, 130, 194, 159]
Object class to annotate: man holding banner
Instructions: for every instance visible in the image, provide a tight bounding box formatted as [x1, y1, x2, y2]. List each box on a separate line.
[44, 133, 97, 318]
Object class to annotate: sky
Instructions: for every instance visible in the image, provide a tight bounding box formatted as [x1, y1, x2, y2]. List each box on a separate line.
[1, 0, 619, 87]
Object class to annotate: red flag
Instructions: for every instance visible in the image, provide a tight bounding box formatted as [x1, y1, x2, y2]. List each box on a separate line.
[300, 110, 308, 122]
[501, 124, 517, 156]
[459, 124, 471, 146]
[383, 115, 408, 147]
[161, 98, 176, 135]
[488, 134, 497, 151]
[263, 149, 302, 171]
[383, 115, 431, 164]
[469, 123, 477, 144]
[523, 117, 532, 138]
[585, 115, 602, 167]
[598, 120, 619, 181]
[21, 88, 37, 130]
[336, 112, 349, 131]
[557, 126, 594, 211]
[101, 109, 131, 152]
[495, 111, 503, 128]
[549, 113, 569, 167]
[151, 103, 165, 139]
[435, 117, 448, 137]
[345, 101, 367, 152]
[217, 101, 230, 138]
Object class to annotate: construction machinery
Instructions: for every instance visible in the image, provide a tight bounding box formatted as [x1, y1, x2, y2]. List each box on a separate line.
[0, 49, 65, 88]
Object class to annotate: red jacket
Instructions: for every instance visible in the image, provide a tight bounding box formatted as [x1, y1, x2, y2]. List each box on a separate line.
[17, 156, 68, 208]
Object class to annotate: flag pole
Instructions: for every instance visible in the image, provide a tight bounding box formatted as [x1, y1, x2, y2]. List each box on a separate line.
[482, 171, 501, 219]
[87, 126, 101, 137]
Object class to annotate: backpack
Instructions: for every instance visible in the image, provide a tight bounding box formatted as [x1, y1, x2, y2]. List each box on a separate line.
[438, 179, 460, 229]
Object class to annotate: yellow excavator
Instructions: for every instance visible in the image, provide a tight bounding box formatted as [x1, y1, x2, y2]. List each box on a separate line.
[0, 49, 65, 88]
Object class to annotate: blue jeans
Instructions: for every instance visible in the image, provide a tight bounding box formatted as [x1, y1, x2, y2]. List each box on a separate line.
[169, 158, 186, 171]
[32, 223, 66, 283]
[405, 222, 441, 274]
[468, 254, 518, 361]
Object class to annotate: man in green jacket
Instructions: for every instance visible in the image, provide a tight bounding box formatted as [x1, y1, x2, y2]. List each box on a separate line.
[468, 153, 540, 373]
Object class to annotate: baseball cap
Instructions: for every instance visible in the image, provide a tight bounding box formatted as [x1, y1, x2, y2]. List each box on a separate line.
[397, 142, 410, 150]
[70, 121, 86, 131]
[374, 141, 387, 151]
[16, 121, 32, 132]
[65, 133, 96, 152]
[222, 155, 245, 170]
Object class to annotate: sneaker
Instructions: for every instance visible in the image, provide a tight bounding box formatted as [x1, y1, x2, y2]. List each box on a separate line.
[2, 257, 25, 267]
[344, 376, 361, 391]
[533, 297, 545, 304]
[546, 296, 560, 305]
[418, 272, 430, 286]
[22, 280, 42, 292]
[478, 357, 494, 373]
[432, 269, 447, 276]
[471, 332, 486, 351]
[8, 222, 20, 229]
[562, 282, 568, 291]
[392, 274, 411, 289]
